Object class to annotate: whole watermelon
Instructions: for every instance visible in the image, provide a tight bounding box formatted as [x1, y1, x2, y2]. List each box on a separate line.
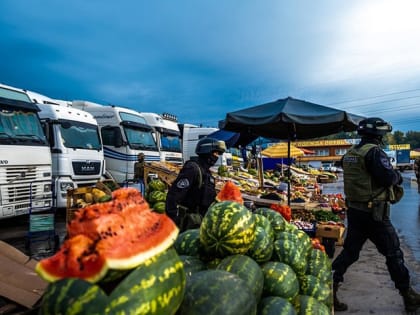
[148, 190, 167, 204]
[200, 201, 256, 258]
[261, 261, 299, 301]
[178, 269, 257, 315]
[216, 254, 264, 301]
[179, 255, 207, 278]
[254, 207, 287, 238]
[148, 179, 167, 192]
[292, 295, 331, 315]
[174, 228, 201, 256]
[247, 226, 273, 263]
[258, 296, 297, 315]
[299, 275, 332, 307]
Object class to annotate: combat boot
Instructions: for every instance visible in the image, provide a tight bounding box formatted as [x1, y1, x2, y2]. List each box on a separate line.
[400, 287, 420, 312]
[333, 282, 348, 312]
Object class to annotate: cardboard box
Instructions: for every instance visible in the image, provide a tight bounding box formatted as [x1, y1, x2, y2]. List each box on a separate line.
[0, 241, 48, 309]
[316, 223, 345, 242]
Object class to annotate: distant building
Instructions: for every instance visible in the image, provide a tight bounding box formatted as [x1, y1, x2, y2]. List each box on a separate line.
[293, 139, 360, 165]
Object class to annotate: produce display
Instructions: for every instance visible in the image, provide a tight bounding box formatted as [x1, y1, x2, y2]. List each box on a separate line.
[33, 179, 337, 314]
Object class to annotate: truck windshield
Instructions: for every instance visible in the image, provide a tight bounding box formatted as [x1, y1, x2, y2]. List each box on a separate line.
[59, 120, 102, 150]
[0, 109, 47, 145]
[124, 125, 158, 151]
[160, 132, 182, 152]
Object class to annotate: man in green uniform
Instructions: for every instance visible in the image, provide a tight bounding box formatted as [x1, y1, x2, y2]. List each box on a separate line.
[332, 117, 420, 313]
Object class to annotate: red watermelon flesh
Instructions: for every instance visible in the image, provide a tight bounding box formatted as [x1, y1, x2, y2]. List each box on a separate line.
[36, 187, 179, 283]
[216, 181, 244, 205]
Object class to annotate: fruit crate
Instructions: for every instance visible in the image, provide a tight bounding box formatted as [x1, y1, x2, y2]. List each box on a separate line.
[316, 223, 345, 243]
[66, 187, 94, 224]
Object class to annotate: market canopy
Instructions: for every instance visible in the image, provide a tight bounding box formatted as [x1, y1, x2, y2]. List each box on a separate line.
[219, 96, 365, 140]
[261, 142, 305, 158]
[219, 96, 365, 205]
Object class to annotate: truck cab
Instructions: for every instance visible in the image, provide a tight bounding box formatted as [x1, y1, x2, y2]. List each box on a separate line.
[27, 91, 105, 209]
[141, 112, 183, 165]
[71, 101, 160, 185]
[0, 84, 52, 218]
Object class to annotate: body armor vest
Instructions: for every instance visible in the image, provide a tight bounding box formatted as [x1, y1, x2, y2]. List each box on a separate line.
[343, 144, 388, 203]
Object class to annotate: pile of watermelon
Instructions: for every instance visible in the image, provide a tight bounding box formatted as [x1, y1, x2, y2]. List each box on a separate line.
[34, 182, 332, 314]
[145, 179, 167, 213]
[174, 200, 333, 314]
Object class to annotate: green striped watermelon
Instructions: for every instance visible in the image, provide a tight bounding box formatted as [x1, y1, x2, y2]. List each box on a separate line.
[216, 254, 264, 301]
[174, 228, 201, 256]
[178, 269, 257, 315]
[254, 213, 275, 242]
[306, 249, 332, 284]
[261, 261, 299, 301]
[39, 278, 107, 315]
[293, 295, 331, 315]
[254, 207, 287, 238]
[147, 179, 167, 192]
[299, 275, 332, 307]
[289, 228, 312, 258]
[247, 226, 274, 263]
[273, 238, 307, 276]
[200, 201, 256, 258]
[106, 248, 186, 314]
[148, 190, 167, 204]
[40, 248, 185, 315]
[179, 255, 207, 278]
[258, 296, 297, 315]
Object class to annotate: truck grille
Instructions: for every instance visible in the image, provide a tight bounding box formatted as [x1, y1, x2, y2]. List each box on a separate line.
[72, 161, 101, 175]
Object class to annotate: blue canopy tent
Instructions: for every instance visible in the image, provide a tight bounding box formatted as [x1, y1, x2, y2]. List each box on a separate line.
[206, 129, 257, 148]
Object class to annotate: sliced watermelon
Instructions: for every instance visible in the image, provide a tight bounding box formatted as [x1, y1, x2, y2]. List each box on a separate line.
[216, 181, 244, 205]
[36, 187, 179, 283]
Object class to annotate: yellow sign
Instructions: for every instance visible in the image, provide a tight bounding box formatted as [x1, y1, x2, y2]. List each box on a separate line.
[293, 139, 351, 147]
[389, 144, 410, 150]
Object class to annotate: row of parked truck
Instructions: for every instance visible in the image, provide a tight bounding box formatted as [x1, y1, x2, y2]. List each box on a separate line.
[0, 83, 234, 219]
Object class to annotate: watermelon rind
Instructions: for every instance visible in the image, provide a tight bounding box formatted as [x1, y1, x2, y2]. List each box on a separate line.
[258, 296, 297, 315]
[39, 277, 108, 315]
[216, 254, 264, 301]
[174, 228, 201, 256]
[178, 269, 257, 315]
[106, 248, 186, 315]
[292, 294, 331, 315]
[200, 201, 256, 258]
[261, 261, 299, 301]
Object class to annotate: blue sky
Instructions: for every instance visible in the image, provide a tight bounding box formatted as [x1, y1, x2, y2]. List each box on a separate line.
[1, 0, 419, 132]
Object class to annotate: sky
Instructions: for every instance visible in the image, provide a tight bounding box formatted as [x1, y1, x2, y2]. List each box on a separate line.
[1, 0, 419, 133]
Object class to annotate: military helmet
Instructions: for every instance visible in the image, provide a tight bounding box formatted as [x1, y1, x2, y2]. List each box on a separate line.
[357, 117, 392, 137]
[195, 137, 226, 155]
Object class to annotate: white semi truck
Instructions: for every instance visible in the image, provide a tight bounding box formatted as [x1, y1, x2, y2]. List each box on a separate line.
[0, 84, 52, 219]
[71, 101, 160, 184]
[141, 112, 183, 165]
[26, 91, 105, 209]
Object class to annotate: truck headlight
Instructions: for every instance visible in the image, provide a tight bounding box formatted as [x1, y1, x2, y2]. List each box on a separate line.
[44, 184, 52, 193]
[60, 182, 74, 192]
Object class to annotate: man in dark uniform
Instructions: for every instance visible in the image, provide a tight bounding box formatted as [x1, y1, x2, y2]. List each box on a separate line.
[166, 137, 226, 231]
[332, 117, 420, 312]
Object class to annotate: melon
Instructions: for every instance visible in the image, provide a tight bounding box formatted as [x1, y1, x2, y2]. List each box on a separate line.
[36, 187, 179, 283]
[216, 181, 244, 205]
